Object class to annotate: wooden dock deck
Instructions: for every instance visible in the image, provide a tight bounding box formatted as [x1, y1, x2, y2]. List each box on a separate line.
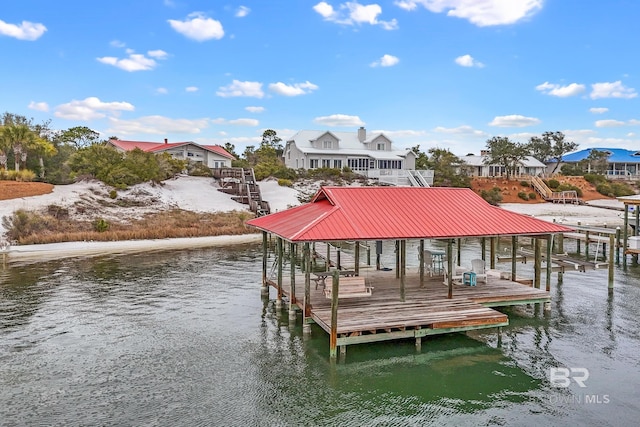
[268, 268, 550, 348]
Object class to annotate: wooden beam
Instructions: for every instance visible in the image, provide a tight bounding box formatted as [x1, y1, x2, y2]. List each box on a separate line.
[490, 237, 496, 269]
[354, 241, 360, 276]
[546, 235, 552, 292]
[289, 242, 297, 306]
[609, 234, 615, 290]
[329, 270, 339, 359]
[623, 205, 629, 267]
[419, 239, 425, 286]
[400, 240, 406, 301]
[447, 240, 453, 299]
[534, 238, 541, 289]
[511, 236, 517, 282]
[303, 243, 311, 332]
[261, 231, 268, 291]
[395, 240, 400, 279]
[276, 237, 283, 308]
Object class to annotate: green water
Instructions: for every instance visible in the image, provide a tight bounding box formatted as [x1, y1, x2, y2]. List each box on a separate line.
[0, 244, 638, 426]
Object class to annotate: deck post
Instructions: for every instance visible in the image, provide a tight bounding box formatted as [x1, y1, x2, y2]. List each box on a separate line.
[623, 206, 628, 267]
[326, 243, 331, 271]
[312, 242, 317, 269]
[609, 234, 615, 290]
[400, 240, 406, 301]
[337, 247, 341, 270]
[261, 231, 269, 294]
[481, 237, 486, 261]
[490, 237, 496, 269]
[303, 243, 312, 335]
[456, 238, 461, 267]
[615, 227, 621, 265]
[395, 240, 400, 279]
[276, 237, 283, 310]
[511, 236, 517, 281]
[355, 241, 360, 276]
[534, 238, 541, 289]
[635, 208, 640, 264]
[546, 235, 552, 292]
[415, 327, 422, 352]
[289, 242, 297, 321]
[447, 240, 453, 299]
[585, 230, 590, 259]
[366, 244, 371, 266]
[419, 239, 425, 286]
[329, 270, 340, 359]
[558, 233, 564, 254]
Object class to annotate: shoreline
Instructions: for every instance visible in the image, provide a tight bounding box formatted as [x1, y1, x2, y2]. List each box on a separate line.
[2, 234, 263, 264]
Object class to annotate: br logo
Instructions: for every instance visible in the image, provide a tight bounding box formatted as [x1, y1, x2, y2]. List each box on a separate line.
[549, 367, 590, 388]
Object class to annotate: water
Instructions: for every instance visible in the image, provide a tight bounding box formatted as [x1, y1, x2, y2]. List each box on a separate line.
[1, 243, 639, 426]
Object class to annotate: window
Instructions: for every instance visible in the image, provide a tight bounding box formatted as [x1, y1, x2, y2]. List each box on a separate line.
[378, 160, 402, 169]
[309, 159, 319, 169]
[377, 143, 385, 150]
[322, 159, 331, 168]
[333, 159, 342, 169]
[323, 140, 332, 149]
[347, 158, 370, 169]
[369, 160, 375, 169]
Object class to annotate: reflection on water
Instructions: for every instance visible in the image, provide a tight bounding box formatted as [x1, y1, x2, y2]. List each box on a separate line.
[0, 244, 639, 426]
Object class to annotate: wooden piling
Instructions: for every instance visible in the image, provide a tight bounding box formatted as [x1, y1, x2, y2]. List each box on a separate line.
[546, 236, 552, 292]
[289, 243, 297, 315]
[354, 241, 360, 276]
[511, 236, 517, 282]
[419, 239, 425, 286]
[490, 237, 496, 269]
[534, 238, 541, 289]
[329, 270, 339, 359]
[261, 232, 268, 293]
[303, 242, 312, 335]
[609, 234, 615, 289]
[400, 240, 406, 301]
[276, 237, 283, 309]
[447, 240, 453, 299]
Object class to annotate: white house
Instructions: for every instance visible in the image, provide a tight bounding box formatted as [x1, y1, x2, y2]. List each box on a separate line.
[462, 151, 546, 177]
[283, 127, 431, 186]
[107, 138, 235, 169]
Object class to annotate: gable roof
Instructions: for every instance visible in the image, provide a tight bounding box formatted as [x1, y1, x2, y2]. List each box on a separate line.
[246, 186, 572, 242]
[287, 130, 409, 159]
[108, 139, 235, 159]
[560, 147, 640, 164]
[463, 155, 546, 168]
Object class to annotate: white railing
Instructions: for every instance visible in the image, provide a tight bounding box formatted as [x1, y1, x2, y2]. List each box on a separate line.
[364, 169, 434, 187]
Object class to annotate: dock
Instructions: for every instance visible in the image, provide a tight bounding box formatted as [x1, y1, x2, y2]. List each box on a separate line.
[267, 268, 550, 350]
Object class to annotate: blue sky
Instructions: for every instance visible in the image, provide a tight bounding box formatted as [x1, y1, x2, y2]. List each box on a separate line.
[2, 0, 640, 155]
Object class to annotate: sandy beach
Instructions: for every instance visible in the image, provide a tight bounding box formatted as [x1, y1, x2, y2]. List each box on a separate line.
[0, 176, 630, 263]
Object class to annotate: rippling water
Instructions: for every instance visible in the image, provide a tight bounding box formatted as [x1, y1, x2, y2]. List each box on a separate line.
[1, 243, 639, 426]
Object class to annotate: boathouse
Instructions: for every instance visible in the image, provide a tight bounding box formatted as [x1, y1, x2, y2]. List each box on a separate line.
[246, 186, 574, 358]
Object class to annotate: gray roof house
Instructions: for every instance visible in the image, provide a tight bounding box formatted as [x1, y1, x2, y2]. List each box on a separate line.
[462, 152, 546, 177]
[283, 127, 432, 186]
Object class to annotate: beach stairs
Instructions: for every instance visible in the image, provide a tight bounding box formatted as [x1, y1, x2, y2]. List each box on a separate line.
[530, 176, 580, 204]
[214, 167, 271, 216]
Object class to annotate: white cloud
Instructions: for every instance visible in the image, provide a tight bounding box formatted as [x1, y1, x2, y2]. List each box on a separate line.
[268, 81, 319, 96]
[110, 40, 126, 48]
[28, 101, 49, 112]
[394, 0, 543, 26]
[245, 106, 265, 113]
[185, 86, 199, 92]
[370, 54, 399, 67]
[434, 125, 488, 136]
[313, 114, 365, 127]
[454, 54, 484, 68]
[590, 81, 637, 99]
[97, 49, 167, 72]
[589, 107, 609, 114]
[54, 97, 134, 121]
[489, 114, 540, 127]
[156, 87, 168, 95]
[535, 81, 585, 97]
[313, 2, 398, 30]
[213, 117, 259, 126]
[168, 12, 224, 41]
[217, 80, 264, 98]
[107, 116, 209, 135]
[0, 19, 47, 41]
[236, 6, 251, 17]
[595, 119, 625, 128]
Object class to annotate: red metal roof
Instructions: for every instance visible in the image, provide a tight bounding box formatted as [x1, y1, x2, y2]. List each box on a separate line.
[109, 139, 235, 159]
[246, 186, 573, 241]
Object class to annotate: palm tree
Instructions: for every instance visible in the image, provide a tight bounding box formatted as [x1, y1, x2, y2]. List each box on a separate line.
[0, 124, 37, 172]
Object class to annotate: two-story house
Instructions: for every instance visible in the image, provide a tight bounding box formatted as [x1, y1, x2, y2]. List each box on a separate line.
[107, 138, 235, 169]
[283, 127, 431, 186]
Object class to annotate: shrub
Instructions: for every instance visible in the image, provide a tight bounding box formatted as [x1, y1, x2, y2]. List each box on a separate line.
[46, 205, 69, 220]
[109, 189, 118, 199]
[517, 192, 529, 200]
[547, 179, 560, 189]
[520, 180, 530, 187]
[187, 161, 213, 177]
[277, 178, 293, 187]
[480, 187, 502, 206]
[584, 173, 606, 185]
[528, 192, 537, 200]
[94, 218, 110, 232]
[556, 183, 583, 197]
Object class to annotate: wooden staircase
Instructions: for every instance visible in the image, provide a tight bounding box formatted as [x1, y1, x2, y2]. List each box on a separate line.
[214, 167, 271, 216]
[530, 176, 579, 204]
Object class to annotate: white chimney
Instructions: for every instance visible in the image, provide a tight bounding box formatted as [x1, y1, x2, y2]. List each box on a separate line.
[357, 126, 366, 142]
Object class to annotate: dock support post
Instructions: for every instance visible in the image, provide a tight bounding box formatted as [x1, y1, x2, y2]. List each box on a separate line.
[534, 238, 541, 289]
[558, 233, 564, 254]
[609, 234, 615, 291]
[615, 227, 621, 265]
[456, 238, 461, 267]
[261, 231, 269, 295]
[419, 239, 425, 287]
[354, 241, 360, 276]
[511, 236, 517, 282]
[497, 327, 502, 348]
[623, 206, 629, 268]
[635, 208, 640, 264]
[546, 235, 552, 292]
[366, 244, 371, 266]
[326, 244, 331, 271]
[415, 329, 422, 352]
[490, 237, 496, 270]
[447, 240, 453, 299]
[276, 237, 283, 310]
[481, 237, 486, 261]
[289, 242, 297, 321]
[329, 271, 339, 359]
[585, 230, 590, 259]
[303, 243, 312, 335]
[400, 240, 406, 301]
[337, 247, 341, 270]
[395, 240, 400, 279]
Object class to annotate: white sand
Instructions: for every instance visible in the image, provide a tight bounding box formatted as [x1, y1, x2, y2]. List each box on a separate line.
[0, 176, 630, 262]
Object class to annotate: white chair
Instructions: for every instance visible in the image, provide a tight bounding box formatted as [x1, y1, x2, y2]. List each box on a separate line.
[470, 259, 487, 283]
[443, 263, 464, 284]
